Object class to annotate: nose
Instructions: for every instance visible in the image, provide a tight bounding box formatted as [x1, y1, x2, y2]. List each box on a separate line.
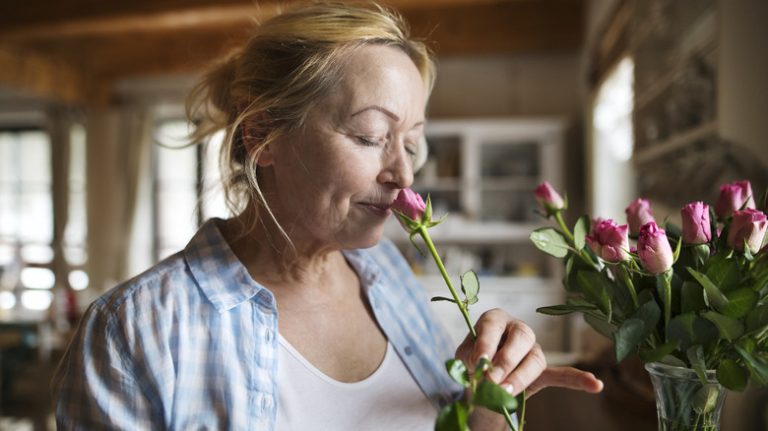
[377, 140, 414, 190]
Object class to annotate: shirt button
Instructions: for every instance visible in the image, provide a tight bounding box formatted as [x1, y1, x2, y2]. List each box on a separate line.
[404, 346, 413, 355]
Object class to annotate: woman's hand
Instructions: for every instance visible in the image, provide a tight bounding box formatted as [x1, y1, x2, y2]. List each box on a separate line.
[457, 308, 604, 429]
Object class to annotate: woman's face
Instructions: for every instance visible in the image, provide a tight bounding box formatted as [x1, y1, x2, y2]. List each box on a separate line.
[262, 44, 427, 250]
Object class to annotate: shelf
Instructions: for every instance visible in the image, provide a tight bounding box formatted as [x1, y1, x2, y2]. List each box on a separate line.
[479, 177, 539, 191]
[412, 178, 461, 192]
[633, 120, 717, 164]
[634, 38, 717, 111]
[631, 0, 716, 54]
[385, 218, 543, 244]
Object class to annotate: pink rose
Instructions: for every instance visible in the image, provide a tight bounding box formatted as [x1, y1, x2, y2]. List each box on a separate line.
[637, 222, 674, 274]
[585, 219, 630, 262]
[727, 209, 768, 253]
[626, 198, 655, 236]
[714, 180, 755, 219]
[534, 181, 565, 213]
[590, 217, 606, 232]
[392, 188, 426, 221]
[681, 202, 711, 244]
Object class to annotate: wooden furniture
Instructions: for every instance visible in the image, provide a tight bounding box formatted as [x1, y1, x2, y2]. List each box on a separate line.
[629, 0, 768, 210]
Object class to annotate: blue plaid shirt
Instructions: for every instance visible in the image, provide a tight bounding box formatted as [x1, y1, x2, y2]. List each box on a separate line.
[52, 219, 461, 430]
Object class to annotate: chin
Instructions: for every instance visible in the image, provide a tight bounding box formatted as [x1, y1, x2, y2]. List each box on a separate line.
[344, 229, 385, 250]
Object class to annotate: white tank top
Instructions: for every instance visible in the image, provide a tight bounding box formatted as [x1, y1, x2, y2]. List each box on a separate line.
[275, 336, 437, 431]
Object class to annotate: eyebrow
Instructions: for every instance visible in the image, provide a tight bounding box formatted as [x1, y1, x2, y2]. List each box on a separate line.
[351, 105, 425, 128]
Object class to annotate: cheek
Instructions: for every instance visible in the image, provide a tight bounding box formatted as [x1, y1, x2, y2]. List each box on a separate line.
[322, 144, 379, 183]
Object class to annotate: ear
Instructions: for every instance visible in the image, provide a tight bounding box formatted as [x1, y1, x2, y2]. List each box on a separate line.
[256, 143, 275, 167]
[241, 114, 274, 167]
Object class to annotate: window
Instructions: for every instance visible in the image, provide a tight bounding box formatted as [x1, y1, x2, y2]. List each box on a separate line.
[153, 119, 228, 261]
[0, 122, 88, 313]
[590, 57, 636, 220]
[66, 124, 88, 290]
[0, 129, 54, 311]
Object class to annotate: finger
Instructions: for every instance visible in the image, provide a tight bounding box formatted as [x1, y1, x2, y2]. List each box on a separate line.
[470, 308, 510, 366]
[497, 343, 547, 395]
[487, 321, 537, 383]
[454, 332, 474, 365]
[524, 367, 604, 398]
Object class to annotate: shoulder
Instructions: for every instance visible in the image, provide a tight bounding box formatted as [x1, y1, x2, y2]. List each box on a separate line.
[86, 251, 200, 327]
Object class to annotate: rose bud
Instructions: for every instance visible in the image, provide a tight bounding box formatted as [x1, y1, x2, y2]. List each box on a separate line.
[637, 222, 674, 274]
[534, 181, 565, 214]
[681, 202, 711, 244]
[626, 198, 655, 236]
[714, 180, 755, 219]
[590, 217, 606, 232]
[727, 209, 768, 254]
[585, 219, 630, 262]
[392, 188, 426, 221]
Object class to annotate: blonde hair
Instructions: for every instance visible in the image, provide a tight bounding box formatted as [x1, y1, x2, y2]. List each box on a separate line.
[186, 1, 435, 238]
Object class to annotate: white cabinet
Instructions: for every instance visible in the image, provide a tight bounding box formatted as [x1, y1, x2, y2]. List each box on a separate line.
[384, 118, 575, 362]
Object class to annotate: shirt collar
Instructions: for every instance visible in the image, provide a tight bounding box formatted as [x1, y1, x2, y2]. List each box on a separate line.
[184, 219, 385, 312]
[341, 247, 382, 294]
[184, 218, 272, 313]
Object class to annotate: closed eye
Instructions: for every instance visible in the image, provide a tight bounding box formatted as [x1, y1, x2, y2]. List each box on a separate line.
[357, 135, 416, 158]
[356, 136, 380, 147]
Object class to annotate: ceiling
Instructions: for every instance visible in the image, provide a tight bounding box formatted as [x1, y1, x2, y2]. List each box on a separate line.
[0, 0, 583, 107]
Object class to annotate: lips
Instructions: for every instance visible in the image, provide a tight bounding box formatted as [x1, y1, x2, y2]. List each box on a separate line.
[364, 202, 392, 211]
[359, 201, 394, 216]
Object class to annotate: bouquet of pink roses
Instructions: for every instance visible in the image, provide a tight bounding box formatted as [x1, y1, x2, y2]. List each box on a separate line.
[530, 180, 768, 429]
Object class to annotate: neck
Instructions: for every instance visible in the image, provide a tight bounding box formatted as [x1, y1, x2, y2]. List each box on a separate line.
[220, 204, 346, 288]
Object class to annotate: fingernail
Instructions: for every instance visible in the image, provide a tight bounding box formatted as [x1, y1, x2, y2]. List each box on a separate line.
[477, 354, 490, 369]
[502, 384, 514, 394]
[489, 367, 504, 383]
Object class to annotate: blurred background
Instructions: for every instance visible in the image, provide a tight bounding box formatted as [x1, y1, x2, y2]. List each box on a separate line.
[0, 0, 766, 429]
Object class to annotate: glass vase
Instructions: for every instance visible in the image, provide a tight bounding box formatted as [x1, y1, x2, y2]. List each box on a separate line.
[645, 362, 728, 431]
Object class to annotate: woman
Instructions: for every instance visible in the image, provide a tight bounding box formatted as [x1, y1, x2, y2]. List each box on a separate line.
[52, 3, 602, 430]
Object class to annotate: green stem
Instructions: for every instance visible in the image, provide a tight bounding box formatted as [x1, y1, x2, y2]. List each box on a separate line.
[418, 226, 475, 338]
[662, 272, 672, 343]
[554, 210, 601, 271]
[418, 225, 518, 430]
[575, 248, 600, 271]
[554, 211, 574, 244]
[617, 265, 640, 309]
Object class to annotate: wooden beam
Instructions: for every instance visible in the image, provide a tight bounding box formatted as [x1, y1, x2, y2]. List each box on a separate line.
[0, 0, 579, 40]
[406, 1, 583, 56]
[0, 3, 278, 40]
[1, 0, 582, 107]
[17, 25, 250, 80]
[0, 45, 88, 104]
[14, 1, 583, 81]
